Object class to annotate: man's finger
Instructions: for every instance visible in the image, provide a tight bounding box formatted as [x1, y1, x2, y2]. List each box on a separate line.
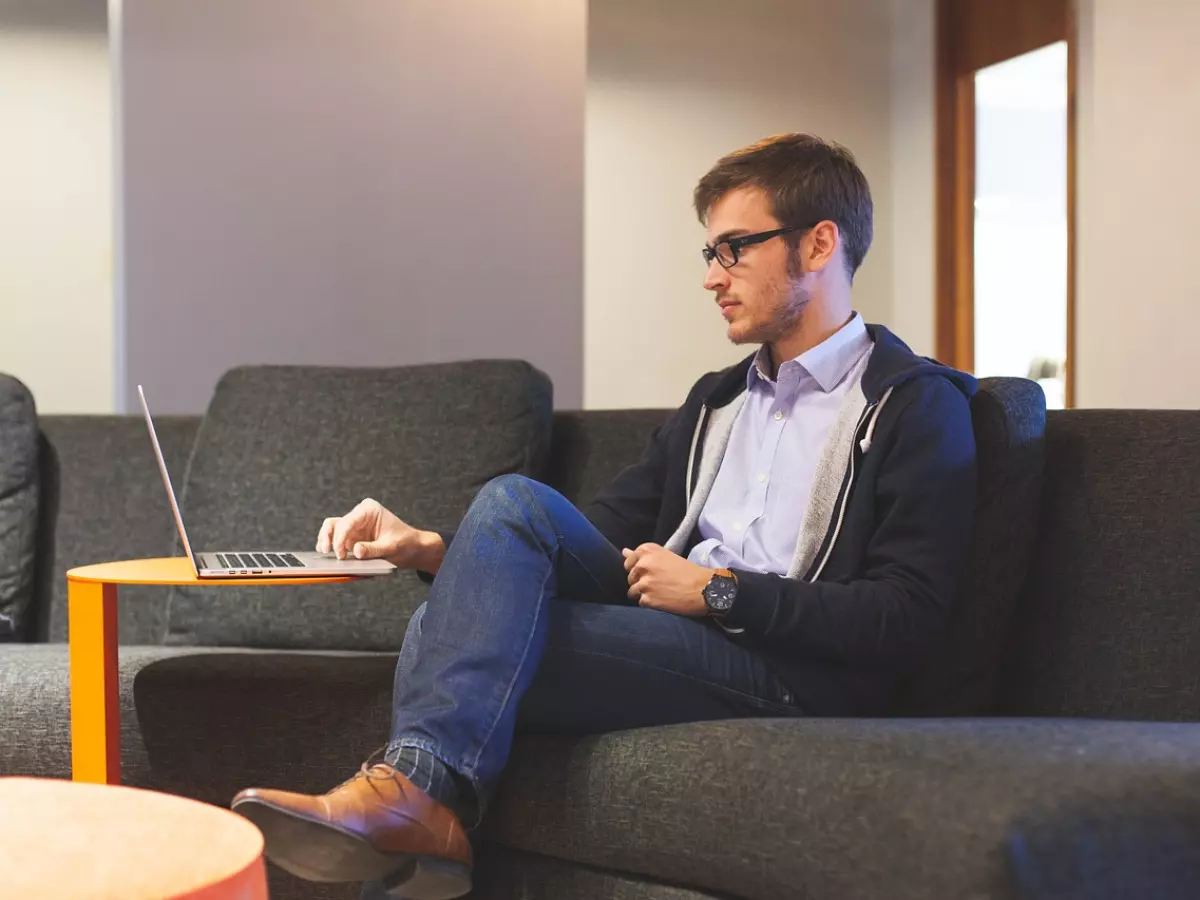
[330, 514, 359, 559]
[627, 573, 646, 601]
[352, 539, 386, 560]
[316, 517, 338, 553]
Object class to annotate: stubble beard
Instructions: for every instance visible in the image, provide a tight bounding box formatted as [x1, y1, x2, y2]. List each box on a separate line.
[729, 268, 811, 347]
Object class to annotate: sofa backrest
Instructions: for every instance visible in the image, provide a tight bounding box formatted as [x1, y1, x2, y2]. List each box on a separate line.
[543, 409, 671, 508]
[998, 410, 1200, 721]
[162, 361, 552, 651]
[35, 415, 201, 643]
[28, 368, 1200, 724]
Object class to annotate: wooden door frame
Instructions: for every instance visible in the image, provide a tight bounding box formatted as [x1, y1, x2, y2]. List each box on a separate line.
[934, 0, 1076, 405]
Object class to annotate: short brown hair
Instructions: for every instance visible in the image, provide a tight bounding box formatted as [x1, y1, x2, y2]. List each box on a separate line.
[693, 133, 874, 279]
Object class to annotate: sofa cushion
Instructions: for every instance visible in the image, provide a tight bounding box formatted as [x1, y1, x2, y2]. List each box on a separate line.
[0, 642, 397, 900]
[464, 846, 724, 900]
[164, 361, 553, 650]
[8, 641, 1200, 900]
[0, 374, 39, 641]
[890, 376, 1046, 715]
[0, 642, 211, 784]
[483, 718, 1200, 900]
[999, 410, 1200, 720]
[35, 415, 201, 643]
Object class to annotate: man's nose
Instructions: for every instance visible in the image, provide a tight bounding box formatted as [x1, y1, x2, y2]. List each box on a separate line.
[703, 258, 730, 292]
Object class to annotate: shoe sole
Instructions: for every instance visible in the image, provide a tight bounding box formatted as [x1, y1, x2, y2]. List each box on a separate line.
[232, 797, 471, 900]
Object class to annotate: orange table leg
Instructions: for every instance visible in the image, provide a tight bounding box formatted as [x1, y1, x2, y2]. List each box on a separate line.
[68, 579, 120, 784]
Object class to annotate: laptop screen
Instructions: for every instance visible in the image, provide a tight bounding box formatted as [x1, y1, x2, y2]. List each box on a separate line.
[137, 386, 201, 576]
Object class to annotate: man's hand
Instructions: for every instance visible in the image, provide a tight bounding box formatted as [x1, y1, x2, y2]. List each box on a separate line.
[316, 498, 445, 573]
[622, 543, 713, 617]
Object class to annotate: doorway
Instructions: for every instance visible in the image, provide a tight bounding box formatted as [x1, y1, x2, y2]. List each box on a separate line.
[935, 0, 1075, 407]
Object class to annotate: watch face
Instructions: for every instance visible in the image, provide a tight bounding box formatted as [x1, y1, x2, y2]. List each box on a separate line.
[705, 575, 738, 612]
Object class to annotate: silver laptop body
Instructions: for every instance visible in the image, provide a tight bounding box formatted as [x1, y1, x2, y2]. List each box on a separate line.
[138, 385, 396, 579]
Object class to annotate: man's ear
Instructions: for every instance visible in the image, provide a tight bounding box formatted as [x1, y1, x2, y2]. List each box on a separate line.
[805, 220, 841, 273]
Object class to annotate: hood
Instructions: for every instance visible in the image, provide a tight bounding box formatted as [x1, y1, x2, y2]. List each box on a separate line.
[861, 324, 976, 403]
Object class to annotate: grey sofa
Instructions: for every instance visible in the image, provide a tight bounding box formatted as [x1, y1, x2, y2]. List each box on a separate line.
[2, 361, 1199, 900]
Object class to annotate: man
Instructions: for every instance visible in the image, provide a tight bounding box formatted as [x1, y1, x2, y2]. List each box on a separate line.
[232, 134, 977, 900]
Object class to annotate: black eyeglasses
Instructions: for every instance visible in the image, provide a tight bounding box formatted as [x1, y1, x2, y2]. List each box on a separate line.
[702, 225, 809, 269]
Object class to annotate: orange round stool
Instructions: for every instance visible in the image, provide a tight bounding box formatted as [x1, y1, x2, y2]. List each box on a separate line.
[0, 778, 268, 899]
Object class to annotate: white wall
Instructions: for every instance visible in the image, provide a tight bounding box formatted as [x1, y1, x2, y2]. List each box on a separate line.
[888, 0, 936, 359]
[585, 0, 896, 410]
[118, 0, 585, 414]
[28, 0, 1192, 415]
[0, 3, 113, 413]
[1075, 0, 1200, 408]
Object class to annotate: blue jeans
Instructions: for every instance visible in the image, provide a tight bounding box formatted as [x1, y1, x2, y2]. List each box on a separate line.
[386, 475, 802, 824]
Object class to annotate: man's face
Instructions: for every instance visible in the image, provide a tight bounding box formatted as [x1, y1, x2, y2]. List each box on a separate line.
[702, 186, 809, 347]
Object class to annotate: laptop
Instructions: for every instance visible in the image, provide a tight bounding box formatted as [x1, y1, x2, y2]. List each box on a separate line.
[138, 385, 397, 579]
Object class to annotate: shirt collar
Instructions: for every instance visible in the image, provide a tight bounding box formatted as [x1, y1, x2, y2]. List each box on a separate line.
[747, 313, 871, 393]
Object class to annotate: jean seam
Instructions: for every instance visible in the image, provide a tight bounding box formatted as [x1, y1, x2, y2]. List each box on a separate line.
[558, 539, 623, 603]
[464, 555, 553, 778]
[541, 643, 800, 714]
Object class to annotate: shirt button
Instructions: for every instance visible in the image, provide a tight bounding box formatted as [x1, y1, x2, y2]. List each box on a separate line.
[774, 410, 784, 421]
[734, 523, 742, 532]
[702, 554, 709, 564]
[758, 474, 767, 483]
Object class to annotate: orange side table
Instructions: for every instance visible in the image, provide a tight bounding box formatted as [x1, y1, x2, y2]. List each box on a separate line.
[68, 558, 360, 785]
[0, 777, 268, 899]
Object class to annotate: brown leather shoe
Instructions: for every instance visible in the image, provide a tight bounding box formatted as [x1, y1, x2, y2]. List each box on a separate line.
[231, 762, 472, 900]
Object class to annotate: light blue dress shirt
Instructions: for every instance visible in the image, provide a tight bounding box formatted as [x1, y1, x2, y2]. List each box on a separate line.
[687, 313, 874, 576]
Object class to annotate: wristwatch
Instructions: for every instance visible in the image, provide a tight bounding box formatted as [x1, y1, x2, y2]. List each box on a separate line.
[703, 569, 738, 619]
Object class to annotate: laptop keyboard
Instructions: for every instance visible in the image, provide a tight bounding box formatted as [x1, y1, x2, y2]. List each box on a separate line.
[216, 552, 305, 570]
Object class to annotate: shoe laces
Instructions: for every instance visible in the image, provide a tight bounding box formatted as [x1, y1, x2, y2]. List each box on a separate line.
[332, 745, 398, 791]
